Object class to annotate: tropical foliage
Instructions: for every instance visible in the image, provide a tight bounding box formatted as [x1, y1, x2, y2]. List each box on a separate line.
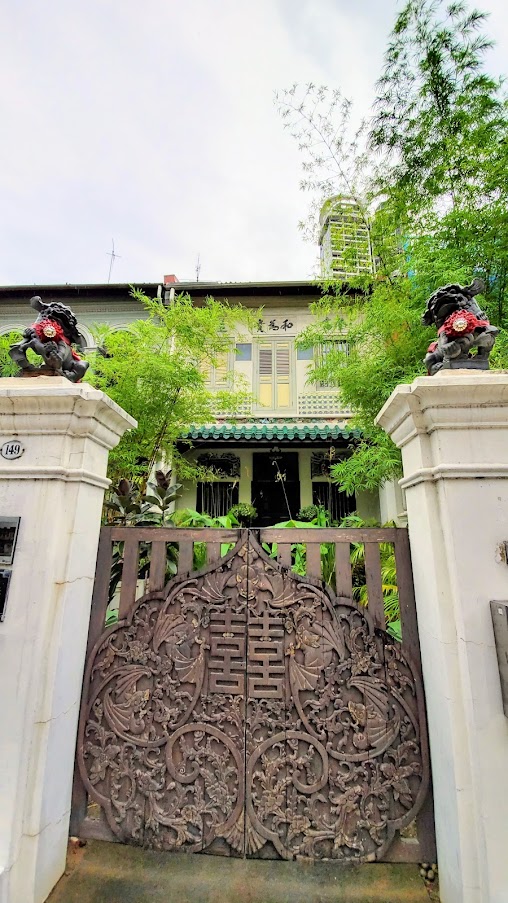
[104, 472, 182, 608]
[0, 330, 39, 376]
[103, 478, 243, 610]
[261, 511, 401, 639]
[85, 289, 253, 488]
[277, 0, 508, 493]
[104, 478, 401, 639]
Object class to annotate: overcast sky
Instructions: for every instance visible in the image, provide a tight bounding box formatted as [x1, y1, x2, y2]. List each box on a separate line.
[2, 0, 508, 287]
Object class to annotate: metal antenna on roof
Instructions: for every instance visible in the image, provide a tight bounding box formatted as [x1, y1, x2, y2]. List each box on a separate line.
[195, 253, 201, 283]
[106, 239, 121, 283]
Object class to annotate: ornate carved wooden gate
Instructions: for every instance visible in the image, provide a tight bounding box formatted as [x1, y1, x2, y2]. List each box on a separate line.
[72, 526, 435, 862]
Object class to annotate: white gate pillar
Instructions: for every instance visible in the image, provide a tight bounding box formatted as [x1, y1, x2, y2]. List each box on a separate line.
[0, 378, 135, 903]
[376, 372, 508, 903]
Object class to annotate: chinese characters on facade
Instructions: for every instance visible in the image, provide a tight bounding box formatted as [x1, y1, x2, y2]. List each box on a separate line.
[257, 318, 294, 333]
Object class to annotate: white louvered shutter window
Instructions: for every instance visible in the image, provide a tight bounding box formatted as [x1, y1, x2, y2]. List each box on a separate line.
[257, 341, 292, 410]
[317, 340, 349, 388]
[203, 351, 231, 389]
[213, 352, 229, 388]
[275, 342, 290, 408]
[258, 343, 273, 408]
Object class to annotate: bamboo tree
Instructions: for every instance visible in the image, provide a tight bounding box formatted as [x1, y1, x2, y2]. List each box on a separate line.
[87, 290, 253, 487]
[277, 0, 508, 493]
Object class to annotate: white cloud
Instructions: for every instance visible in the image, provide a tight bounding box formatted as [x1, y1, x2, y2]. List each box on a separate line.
[1, 0, 507, 285]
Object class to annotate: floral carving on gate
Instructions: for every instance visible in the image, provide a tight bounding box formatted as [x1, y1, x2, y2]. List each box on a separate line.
[77, 535, 429, 860]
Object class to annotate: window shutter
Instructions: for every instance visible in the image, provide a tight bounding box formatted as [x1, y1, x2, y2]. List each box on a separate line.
[257, 341, 293, 409]
[275, 342, 290, 408]
[214, 352, 229, 387]
[258, 344, 273, 407]
[317, 340, 349, 388]
[276, 344, 290, 376]
[200, 358, 212, 385]
[259, 346, 273, 375]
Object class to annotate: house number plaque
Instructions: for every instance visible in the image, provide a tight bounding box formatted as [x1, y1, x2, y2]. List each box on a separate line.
[1, 441, 25, 460]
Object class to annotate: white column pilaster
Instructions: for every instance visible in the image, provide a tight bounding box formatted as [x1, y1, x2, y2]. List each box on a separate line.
[376, 372, 508, 903]
[0, 378, 135, 903]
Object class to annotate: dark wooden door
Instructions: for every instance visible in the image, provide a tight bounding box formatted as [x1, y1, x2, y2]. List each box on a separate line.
[75, 527, 433, 862]
[251, 452, 300, 526]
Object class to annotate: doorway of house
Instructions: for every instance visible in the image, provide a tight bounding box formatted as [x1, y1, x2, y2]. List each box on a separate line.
[251, 451, 300, 526]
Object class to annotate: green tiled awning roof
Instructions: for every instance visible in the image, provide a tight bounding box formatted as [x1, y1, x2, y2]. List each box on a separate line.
[182, 422, 361, 441]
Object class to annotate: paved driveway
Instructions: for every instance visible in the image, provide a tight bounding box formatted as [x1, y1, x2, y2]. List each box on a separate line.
[48, 841, 435, 903]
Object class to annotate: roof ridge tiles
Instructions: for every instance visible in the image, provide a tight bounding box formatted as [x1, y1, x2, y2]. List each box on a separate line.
[181, 421, 361, 442]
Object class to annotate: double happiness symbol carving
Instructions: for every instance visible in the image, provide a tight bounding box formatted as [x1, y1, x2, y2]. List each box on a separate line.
[78, 535, 428, 860]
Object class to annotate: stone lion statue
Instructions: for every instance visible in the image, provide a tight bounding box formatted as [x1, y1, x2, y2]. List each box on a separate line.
[9, 296, 89, 383]
[422, 278, 498, 376]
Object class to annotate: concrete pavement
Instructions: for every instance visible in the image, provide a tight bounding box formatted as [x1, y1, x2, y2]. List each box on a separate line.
[47, 841, 436, 903]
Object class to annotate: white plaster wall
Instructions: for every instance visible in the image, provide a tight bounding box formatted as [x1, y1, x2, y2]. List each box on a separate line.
[377, 372, 508, 903]
[1, 480, 103, 903]
[177, 477, 197, 511]
[298, 449, 313, 509]
[379, 480, 407, 526]
[356, 490, 381, 522]
[0, 379, 135, 903]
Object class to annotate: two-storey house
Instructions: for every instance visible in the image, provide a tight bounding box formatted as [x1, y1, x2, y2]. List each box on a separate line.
[0, 279, 402, 526]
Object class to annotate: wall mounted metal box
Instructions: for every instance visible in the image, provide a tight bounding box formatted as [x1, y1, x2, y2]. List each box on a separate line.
[0, 569, 12, 621]
[490, 600, 508, 718]
[0, 518, 20, 621]
[0, 517, 20, 566]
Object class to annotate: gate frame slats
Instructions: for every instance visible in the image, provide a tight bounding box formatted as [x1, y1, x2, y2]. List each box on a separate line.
[111, 526, 241, 543]
[277, 543, 291, 569]
[364, 541, 385, 631]
[306, 541, 322, 579]
[119, 534, 140, 619]
[149, 540, 167, 592]
[334, 541, 353, 600]
[178, 540, 194, 575]
[84, 526, 113, 657]
[244, 529, 252, 859]
[394, 531, 420, 667]
[78, 809, 119, 843]
[207, 542, 221, 564]
[281, 544, 292, 861]
[261, 527, 398, 543]
[71, 526, 113, 836]
[393, 530, 437, 863]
